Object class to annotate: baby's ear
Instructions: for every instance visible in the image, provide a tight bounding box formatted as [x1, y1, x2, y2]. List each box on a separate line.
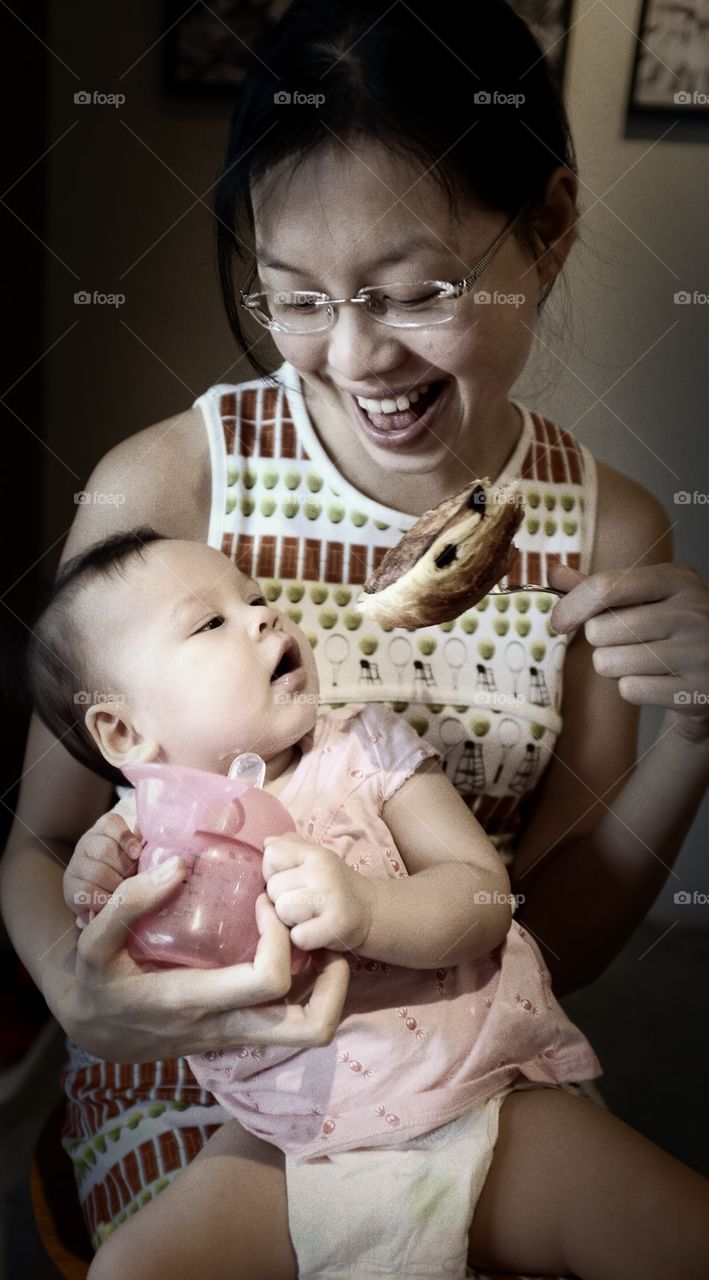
[84, 703, 159, 767]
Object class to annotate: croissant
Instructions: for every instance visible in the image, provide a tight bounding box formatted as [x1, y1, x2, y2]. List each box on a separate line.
[356, 478, 524, 630]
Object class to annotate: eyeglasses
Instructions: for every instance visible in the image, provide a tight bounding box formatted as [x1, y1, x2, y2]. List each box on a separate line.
[240, 210, 524, 335]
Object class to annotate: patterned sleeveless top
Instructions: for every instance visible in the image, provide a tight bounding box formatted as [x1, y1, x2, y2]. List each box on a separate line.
[196, 361, 598, 866]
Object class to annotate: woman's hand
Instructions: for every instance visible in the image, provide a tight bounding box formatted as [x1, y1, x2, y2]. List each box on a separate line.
[549, 562, 709, 743]
[66, 862, 350, 1061]
[263, 833, 372, 953]
[64, 811, 143, 927]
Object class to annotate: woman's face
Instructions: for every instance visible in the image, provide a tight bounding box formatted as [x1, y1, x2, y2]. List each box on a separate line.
[251, 139, 553, 483]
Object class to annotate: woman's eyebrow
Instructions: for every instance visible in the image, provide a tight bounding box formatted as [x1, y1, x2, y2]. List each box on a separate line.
[257, 233, 444, 273]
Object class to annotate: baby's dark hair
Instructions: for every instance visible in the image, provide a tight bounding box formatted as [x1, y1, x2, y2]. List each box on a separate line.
[27, 526, 168, 786]
[215, 0, 578, 381]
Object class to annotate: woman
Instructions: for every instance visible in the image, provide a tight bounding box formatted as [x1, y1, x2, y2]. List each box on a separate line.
[2, 0, 708, 1273]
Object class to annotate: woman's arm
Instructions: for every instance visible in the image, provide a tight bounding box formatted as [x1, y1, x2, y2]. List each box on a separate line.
[0, 714, 114, 1008]
[1, 413, 207, 1005]
[510, 462, 709, 995]
[512, 709, 709, 995]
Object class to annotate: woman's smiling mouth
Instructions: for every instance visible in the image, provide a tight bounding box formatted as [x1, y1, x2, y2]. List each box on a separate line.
[347, 379, 452, 450]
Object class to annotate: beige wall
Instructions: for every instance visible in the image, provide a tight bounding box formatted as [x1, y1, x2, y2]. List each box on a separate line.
[44, 0, 708, 920]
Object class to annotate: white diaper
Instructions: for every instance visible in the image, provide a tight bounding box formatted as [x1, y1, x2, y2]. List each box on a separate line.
[285, 1084, 518, 1280]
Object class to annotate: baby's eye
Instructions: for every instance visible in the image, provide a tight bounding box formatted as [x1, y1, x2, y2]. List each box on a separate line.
[196, 616, 224, 632]
[250, 596, 266, 606]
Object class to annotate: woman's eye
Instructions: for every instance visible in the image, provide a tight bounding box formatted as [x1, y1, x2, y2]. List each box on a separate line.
[383, 290, 440, 308]
[196, 616, 224, 633]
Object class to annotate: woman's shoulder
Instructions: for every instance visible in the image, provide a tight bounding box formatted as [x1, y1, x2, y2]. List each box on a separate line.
[591, 456, 673, 574]
[63, 403, 212, 561]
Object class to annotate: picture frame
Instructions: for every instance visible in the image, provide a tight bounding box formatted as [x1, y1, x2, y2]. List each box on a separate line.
[164, 0, 292, 92]
[508, 0, 575, 91]
[627, 0, 709, 114]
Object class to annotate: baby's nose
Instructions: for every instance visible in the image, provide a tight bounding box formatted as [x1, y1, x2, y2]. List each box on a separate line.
[250, 604, 278, 634]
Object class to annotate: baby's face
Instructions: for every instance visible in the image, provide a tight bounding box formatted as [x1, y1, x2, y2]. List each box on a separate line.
[84, 540, 319, 773]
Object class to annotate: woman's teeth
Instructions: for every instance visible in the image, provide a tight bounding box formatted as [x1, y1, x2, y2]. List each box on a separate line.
[356, 383, 430, 414]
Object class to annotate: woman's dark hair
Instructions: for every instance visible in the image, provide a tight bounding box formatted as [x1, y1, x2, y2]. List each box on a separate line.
[26, 527, 168, 787]
[215, 0, 578, 382]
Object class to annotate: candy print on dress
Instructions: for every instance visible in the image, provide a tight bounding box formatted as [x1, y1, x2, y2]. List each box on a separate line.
[397, 1007, 428, 1042]
[374, 1105, 401, 1128]
[338, 1051, 373, 1080]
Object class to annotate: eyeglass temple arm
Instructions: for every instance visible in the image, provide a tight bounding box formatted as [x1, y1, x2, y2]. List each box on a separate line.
[458, 210, 525, 292]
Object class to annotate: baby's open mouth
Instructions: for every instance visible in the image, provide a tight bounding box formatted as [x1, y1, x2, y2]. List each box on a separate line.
[270, 637, 302, 682]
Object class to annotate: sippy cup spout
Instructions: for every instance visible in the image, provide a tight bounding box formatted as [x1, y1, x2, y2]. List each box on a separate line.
[227, 752, 266, 789]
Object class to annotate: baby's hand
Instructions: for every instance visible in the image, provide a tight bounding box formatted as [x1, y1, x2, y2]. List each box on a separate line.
[263, 833, 372, 953]
[65, 812, 144, 929]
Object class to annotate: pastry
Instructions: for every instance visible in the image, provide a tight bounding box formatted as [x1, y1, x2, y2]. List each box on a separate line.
[356, 478, 524, 629]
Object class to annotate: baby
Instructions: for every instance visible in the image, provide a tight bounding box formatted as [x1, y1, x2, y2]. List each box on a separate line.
[28, 528, 706, 1280]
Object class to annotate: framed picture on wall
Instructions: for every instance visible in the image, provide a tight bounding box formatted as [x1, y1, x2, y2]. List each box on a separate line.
[507, 0, 575, 90]
[628, 0, 709, 113]
[164, 0, 575, 93]
[164, 0, 292, 91]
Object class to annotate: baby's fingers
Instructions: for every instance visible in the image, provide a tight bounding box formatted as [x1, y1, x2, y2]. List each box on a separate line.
[76, 857, 186, 971]
[77, 813, 143, 870]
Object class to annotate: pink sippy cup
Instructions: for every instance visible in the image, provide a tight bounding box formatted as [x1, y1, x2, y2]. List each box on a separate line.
[122, 759, 309, 973]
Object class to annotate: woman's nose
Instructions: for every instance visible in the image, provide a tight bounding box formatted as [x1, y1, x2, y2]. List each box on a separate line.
[326, 304, 408, 384]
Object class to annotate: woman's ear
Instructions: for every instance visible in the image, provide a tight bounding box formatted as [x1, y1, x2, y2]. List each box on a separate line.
[529, 165, 578, 287]
[84, 702, 160, 767]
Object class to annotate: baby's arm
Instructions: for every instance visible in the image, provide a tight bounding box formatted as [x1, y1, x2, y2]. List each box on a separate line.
[263, 758, 513, 969]
[360, 752, 509, 962]
[365, 756, 514, 967]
